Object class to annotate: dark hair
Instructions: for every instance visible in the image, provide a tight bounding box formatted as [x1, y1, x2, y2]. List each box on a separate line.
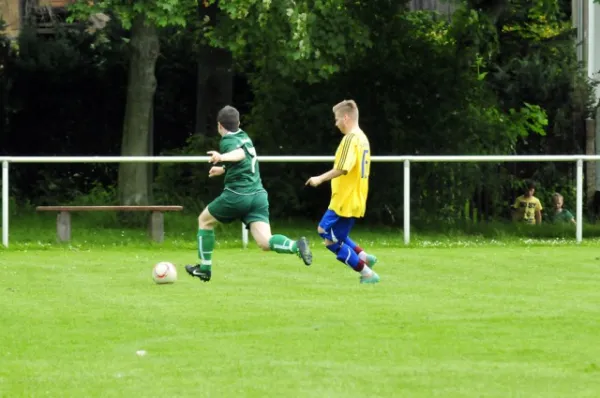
[525, 180, 536, 191]
[217, 105, 240, 132]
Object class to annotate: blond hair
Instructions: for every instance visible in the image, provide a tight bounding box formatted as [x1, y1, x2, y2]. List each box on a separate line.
[333, 99, 359, 121]
[552, 192, 564, 203]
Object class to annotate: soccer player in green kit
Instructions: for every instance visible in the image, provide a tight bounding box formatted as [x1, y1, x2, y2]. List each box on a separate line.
[185, 105, 313, 282]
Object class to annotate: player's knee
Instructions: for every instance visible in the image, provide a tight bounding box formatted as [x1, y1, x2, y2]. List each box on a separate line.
[334, 232, 348, 243]
[317, 227, 326, 241]
[317, 226, 332, 243]
[250, 221, 272, 251]
[255, 237, 270, 251]
[198, 211, 216, 229]
[197, 215, 208, 229]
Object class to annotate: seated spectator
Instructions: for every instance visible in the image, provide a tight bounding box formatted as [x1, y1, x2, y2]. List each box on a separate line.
[547, 192, 576, 225]
[511, 180, 543, 225]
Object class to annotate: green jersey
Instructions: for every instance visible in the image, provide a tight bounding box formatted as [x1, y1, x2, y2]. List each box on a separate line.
[548, 209, 574, 224]
[219, 130, 264, 194]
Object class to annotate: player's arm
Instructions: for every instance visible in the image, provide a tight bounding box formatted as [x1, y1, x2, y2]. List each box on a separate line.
[535, 201, 542, 224]
[306, 168, 345, 187]
[306, 135, 358, 187]
[208, 166, 225, 178]
[207, 148, 245, 164]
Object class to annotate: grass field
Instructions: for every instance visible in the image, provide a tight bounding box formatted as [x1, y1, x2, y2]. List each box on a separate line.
[2, 228, 600, 397]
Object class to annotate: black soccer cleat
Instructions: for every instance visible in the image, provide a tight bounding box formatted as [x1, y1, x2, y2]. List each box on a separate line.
[185, 264, 212, 282]
[296, 237, 313, 266]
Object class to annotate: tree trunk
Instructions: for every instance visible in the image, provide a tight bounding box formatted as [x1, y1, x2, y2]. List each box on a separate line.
[195, 46, 211, 136]
[214, 48, 233, 111]
[194, 47, 233, 136]
[118, 14, 159, 205]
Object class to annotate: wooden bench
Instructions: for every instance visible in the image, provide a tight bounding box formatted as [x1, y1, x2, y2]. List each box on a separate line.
[36, 206, 184, 243]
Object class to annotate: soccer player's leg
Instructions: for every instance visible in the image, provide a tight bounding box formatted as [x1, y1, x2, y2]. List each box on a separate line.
[185, 206, 217, 282]
[245, 192, 312, 265]
[343, 236, 377, 268]
[186, 192, 238, 282]
[318, 210, 379, 284]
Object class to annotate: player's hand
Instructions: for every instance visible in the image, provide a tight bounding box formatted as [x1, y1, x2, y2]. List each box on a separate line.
[208, 166, 225, 178]
[207, 151, 222, 164]
[305, 176, 322, 187]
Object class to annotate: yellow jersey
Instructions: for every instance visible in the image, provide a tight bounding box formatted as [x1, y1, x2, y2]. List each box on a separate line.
[512, 195, 543, 224]
[329, 130, 370, 218]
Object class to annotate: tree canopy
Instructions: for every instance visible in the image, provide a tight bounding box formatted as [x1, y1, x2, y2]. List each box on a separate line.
[1, 0, 595, 225]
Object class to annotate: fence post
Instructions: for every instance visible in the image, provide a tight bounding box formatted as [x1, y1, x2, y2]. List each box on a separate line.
[585, 118, 595, 208]
[242, 222, 248, 248]
[404, 159, 410, 245]
[2, 161, 8, 248]
[577, 159, 583, 243]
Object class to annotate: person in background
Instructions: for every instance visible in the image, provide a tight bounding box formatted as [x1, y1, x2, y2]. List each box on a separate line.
[511, 180, 543, 225]
[547, 192, 576, 225]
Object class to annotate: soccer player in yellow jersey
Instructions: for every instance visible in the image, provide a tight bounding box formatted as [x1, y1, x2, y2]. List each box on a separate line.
[306, 100, 380, 284]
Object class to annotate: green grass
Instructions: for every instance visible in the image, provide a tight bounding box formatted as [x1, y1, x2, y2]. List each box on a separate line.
[3, 212, 600, 396]
[5, 211, 600, 250]
[2, 243, 600, 397]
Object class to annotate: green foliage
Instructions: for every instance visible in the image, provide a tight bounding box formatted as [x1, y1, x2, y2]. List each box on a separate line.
[474, 0, 596, 219]
[200, 0, 586, 227]
[69, 182, 118, 205]
[237, 3, 556, 224]
[4, 24, 126, 204]
[207, 0, 372, 82]
[508, 103, 548, 138]
[449, 7, 499, 65]
[69, 0, 373, 83]
[153, 134, 222, 215]
[3, 0, 595, 230]
[68, 0, 194, 29]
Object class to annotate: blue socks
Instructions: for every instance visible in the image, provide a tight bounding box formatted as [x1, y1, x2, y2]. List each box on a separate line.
[326, 242, 364, 271]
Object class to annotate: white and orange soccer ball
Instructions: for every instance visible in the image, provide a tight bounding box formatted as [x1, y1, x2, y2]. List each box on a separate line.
[152, 262, 177, 284]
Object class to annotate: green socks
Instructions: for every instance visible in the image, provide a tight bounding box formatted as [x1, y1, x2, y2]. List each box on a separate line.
[197, 229, 215, 269]
[197, 231, 297, 269]
[268, 234, 298, 254]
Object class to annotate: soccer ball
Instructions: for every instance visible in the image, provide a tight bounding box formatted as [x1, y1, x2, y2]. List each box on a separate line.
[152, 261, 177, 284]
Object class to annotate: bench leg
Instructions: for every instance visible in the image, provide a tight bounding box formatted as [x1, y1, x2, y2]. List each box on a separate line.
[57, 211, 71, 242]
[149, 211, 164, 243]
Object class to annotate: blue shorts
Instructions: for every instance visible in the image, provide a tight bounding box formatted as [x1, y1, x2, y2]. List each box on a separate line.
[318, 209, 356, 242]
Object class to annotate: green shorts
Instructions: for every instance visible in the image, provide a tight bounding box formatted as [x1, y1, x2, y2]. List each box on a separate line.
[207, 189, 270, 226]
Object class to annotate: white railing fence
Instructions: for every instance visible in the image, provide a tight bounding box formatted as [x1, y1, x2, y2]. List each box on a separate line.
[0, 155, 595, 248]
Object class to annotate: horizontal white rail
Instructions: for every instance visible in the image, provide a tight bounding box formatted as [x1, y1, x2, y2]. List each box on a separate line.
[0, 155, 590, 248]
[1, 154, 600, 163]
